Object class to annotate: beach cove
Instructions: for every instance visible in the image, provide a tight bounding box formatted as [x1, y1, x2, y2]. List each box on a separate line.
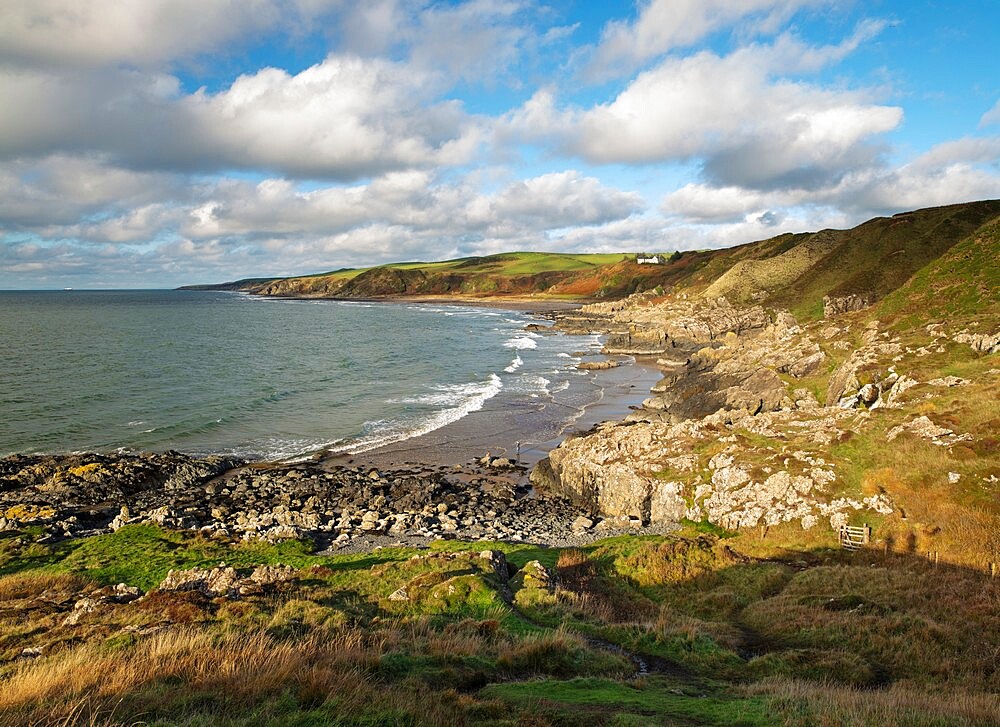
[0, 290, 669, 551]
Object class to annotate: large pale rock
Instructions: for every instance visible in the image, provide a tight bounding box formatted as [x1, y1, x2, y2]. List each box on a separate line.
[953, 331, 1000, 354]
[157, 564, 297, 599]
[823, 294, 874, 317]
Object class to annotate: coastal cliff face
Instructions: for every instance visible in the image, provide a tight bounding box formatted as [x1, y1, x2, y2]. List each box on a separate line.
[536, 209, 1000, 558]
[541, 295, 882, 530]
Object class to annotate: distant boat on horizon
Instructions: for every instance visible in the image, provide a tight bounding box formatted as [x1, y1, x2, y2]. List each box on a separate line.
[63, 287, 73, 291]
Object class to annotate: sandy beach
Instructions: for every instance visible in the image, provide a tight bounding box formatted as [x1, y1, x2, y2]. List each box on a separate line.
[327, 352, 663, 473]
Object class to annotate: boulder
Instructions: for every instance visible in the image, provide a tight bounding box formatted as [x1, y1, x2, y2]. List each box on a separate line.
[823, 293, 874, 317]
[157, 564, 297, 599]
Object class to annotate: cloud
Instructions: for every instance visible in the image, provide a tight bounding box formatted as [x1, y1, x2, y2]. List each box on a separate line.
[480, 171, 644, 227]
[0, 0, 306, 68]
[505, 33, 901, 193]
[0, 155, 184, 229]
[662, 135, 1000, 227]
[978, 99, 1000, 128]
[181, 169, 642, 241]
[0, 55, 481, 179]
[2, 160, 645, 283]
[406, 0, 531, 84]
[585, 0, 832, 80]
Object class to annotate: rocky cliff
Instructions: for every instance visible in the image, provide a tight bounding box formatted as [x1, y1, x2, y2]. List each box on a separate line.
[534, 208, 1000, 546]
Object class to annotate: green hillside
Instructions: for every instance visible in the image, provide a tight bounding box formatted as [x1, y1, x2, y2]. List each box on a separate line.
[184, 251, 664, 299]
[184, 201, 1000, 315]
[690, 200, 1000, 319]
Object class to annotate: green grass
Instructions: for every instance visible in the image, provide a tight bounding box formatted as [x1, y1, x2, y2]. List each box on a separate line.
[877, 214, 1000, 326]
[483, 677, 772, 726]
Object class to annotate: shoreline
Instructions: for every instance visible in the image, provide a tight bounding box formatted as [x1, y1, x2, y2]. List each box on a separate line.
[323, 352, 663, 474]
[28, 293, 656, 472]
[227, 289, 594, 312]
[0, 294, 672, 551]
[234, 292, 657, 471]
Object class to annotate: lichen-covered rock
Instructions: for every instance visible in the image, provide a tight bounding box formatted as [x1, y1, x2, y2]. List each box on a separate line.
[823, 294, 874, 317]
[953, 331, 1000, 354]
[156, 564, 297, 599]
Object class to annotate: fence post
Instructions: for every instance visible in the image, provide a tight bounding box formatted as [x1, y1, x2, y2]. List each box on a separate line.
[863, 524, 871, 546]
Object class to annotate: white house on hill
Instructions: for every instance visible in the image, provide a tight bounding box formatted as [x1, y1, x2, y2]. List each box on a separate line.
[636, 254, 666, 264]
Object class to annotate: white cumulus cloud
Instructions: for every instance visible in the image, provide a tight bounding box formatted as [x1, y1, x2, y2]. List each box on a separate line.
[585, 0, 833, 79]
[0, 56, 481, 179]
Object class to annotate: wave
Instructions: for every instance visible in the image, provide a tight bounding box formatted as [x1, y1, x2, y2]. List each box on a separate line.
[504, 354, 523, 373]
[522, 374, 551, 397]
[504, 336, 537, 350]
[329, 373, 503, 455]
[388, 378, 501, 408]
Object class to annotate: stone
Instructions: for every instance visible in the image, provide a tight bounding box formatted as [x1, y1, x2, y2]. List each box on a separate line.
[953, 332, 1000, 354]
[928, 376, 970, 387]
[823, 294, 873, 317]
[388, 587, 409, 601]
[857, 383, 880, 407]
[111, 583, 142, 603]
[62, 597, 99, 625]
[577, 359, 619, 370]
[478, 550, 509, 579]
[157, 564, 297, 599]
[887, 416, 958, 443]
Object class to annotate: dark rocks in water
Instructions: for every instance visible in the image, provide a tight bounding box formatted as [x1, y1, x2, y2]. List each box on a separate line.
[577, 359, 619, 370]
[0, 449, 602, 548]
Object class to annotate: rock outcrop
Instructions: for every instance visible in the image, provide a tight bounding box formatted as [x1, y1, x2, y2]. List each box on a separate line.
[543, 406, 893, 531]
[157, 564, 298, 599]
[823, 293, 874, 317]
[539, 292, 961, 533]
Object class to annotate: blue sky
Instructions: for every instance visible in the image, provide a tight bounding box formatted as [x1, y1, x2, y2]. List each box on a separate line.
[1, 0, 998, 288]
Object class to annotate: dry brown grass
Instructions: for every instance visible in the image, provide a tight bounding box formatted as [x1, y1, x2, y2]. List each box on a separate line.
[555, 549, 657, 622]
[0, 571, 92, 602]
[0, 627, 379, 726]
[753, 677, 1000, 726]
[740, 562, 1000, 690]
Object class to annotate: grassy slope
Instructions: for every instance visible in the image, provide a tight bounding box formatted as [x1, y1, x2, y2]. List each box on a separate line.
[215, 252, 648, 300]
[688, 200, 1000, 320]
[773, 200, 1000, 320]
[2, 526, 998, 725]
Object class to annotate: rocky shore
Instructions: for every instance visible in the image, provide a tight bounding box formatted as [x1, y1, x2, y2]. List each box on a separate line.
[3, 284, 995, 554]
[0, 448, 671, 552]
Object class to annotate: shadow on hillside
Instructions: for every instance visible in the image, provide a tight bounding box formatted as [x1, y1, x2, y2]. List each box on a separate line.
[548, 537, 999, 692]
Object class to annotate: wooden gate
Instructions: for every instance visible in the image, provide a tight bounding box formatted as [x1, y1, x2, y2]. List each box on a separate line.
[839, 524, 871, 550]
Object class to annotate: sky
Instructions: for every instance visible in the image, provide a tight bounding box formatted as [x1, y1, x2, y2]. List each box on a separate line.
[1, 0, 998, 289]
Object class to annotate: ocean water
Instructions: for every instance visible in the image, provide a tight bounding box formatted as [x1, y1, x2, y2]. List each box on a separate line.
[0, 290, 609, 460]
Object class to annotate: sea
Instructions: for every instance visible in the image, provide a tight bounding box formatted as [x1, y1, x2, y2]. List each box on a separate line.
[0, 290, 626, 461]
